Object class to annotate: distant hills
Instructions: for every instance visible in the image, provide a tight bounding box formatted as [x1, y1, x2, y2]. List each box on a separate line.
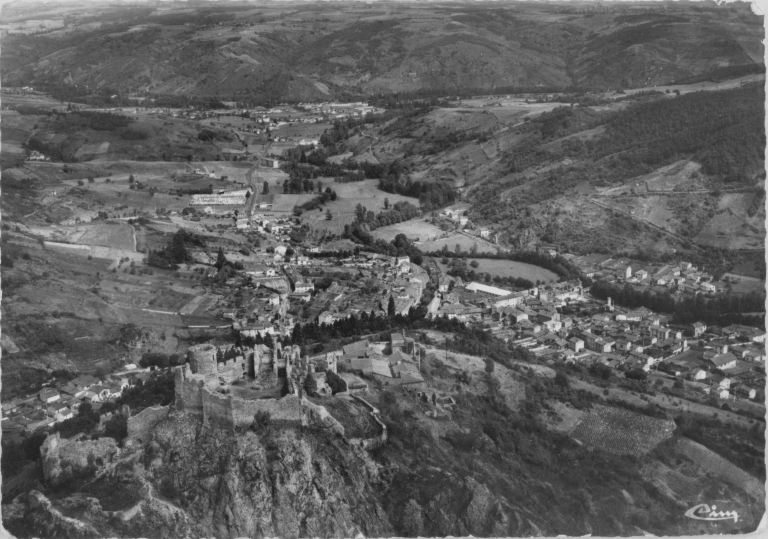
[0, 1, 763, 102]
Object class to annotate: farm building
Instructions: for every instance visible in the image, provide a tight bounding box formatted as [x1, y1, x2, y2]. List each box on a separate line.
[261, 158, 280, 168]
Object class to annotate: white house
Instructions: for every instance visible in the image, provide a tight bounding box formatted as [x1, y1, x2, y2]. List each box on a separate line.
[294, 282, 314, 293]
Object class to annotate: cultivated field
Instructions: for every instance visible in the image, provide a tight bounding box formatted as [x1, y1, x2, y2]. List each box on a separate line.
[570, 404, 677, 457]
[677, 437, 765, 503]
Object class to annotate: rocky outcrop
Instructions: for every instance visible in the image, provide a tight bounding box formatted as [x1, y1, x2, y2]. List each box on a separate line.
[147, 410, 393, 538]
[40, 433, 118, 487]
[5, 491, 101, 539]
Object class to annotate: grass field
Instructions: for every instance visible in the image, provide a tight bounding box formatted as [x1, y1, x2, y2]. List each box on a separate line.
[437, 258, 558, 283]
[417, 232, 497, 254]
[372, 219, 444, 242]
[716, 273, 765, 294]
[75, 223, 135, 250]
[302, 211, 356, 235]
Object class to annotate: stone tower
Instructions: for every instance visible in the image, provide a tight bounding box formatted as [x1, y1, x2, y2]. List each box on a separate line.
[189, 343, 218, 379]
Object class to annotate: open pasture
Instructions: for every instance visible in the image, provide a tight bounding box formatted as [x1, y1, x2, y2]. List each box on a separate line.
[302, 211, 356, 235]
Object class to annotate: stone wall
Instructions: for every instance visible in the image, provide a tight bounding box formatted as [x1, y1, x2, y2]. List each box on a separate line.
[302, 399, 345, 436]
[201, 388, 234, 430]
[217, 356, 246, 385]
[229, 394, 302, 428]
[174, 366, 204, 414]
[348, 395, 387, 451]
[127, 405, 170, 444]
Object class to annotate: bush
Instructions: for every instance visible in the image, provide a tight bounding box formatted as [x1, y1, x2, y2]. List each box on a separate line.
[251, 410, 271, 432]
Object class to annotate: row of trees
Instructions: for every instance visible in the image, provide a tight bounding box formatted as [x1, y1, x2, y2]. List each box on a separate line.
[378, 176, 458, 211]
[590, 280, 765, 327]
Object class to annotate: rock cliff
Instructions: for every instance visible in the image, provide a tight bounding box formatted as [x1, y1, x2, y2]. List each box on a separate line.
[5, 410, 394, 538]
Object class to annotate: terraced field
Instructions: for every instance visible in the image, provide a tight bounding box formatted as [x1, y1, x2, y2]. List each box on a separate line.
[570, 405, 676, 457]
[677, 437, 765, 503]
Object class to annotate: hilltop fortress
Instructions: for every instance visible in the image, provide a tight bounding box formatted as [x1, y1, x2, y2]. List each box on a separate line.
[173, 341, 340, 431]
[126, 340, 382, 447]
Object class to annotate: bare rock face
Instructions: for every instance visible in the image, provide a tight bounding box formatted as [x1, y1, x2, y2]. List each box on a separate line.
[1, 333, 20, 354]
[148, 411, 394, 538]
[9, 491, 101, 539]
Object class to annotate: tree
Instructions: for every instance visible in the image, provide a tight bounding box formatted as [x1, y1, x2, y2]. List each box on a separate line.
[304, 373, 318, 395]
[251, 410, 271, 432]
[470, 260, 480, 268]
[384, 197, 390, 209]
[484, 357, 495, 373]
[387, 296, 396, 317]
[470, 243, 478, 256]
[326, 209, 333, 220]
[263, 181, 269, 194]
[128, 174, 135, 184]
[103, 414, 128, 444]
[215, 247, 228, 270]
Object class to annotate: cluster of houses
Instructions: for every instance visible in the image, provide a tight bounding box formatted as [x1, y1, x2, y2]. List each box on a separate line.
[569, 255, 719, 295]
[228, 253, 427, 340]
[426, 276, 765, 402]
[1, 371, 150, 440]
[26, 150, 50, 162]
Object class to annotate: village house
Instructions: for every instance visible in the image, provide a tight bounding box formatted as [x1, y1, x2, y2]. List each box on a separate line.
[38, 388, 60, 404]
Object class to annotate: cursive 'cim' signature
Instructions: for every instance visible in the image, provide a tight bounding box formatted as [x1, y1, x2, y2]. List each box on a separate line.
[685, 503, 739, 523]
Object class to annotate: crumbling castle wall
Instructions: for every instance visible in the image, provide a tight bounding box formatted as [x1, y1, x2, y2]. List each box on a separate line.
[229, 394, 302, 428]
[302, 399, 345, 436]
[127, 405, 170, 444]
[174, 366, 204, 414]
[202, 388, 234, 430]
[348, 395, 387, 451]
[217, 356, 246, 385]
